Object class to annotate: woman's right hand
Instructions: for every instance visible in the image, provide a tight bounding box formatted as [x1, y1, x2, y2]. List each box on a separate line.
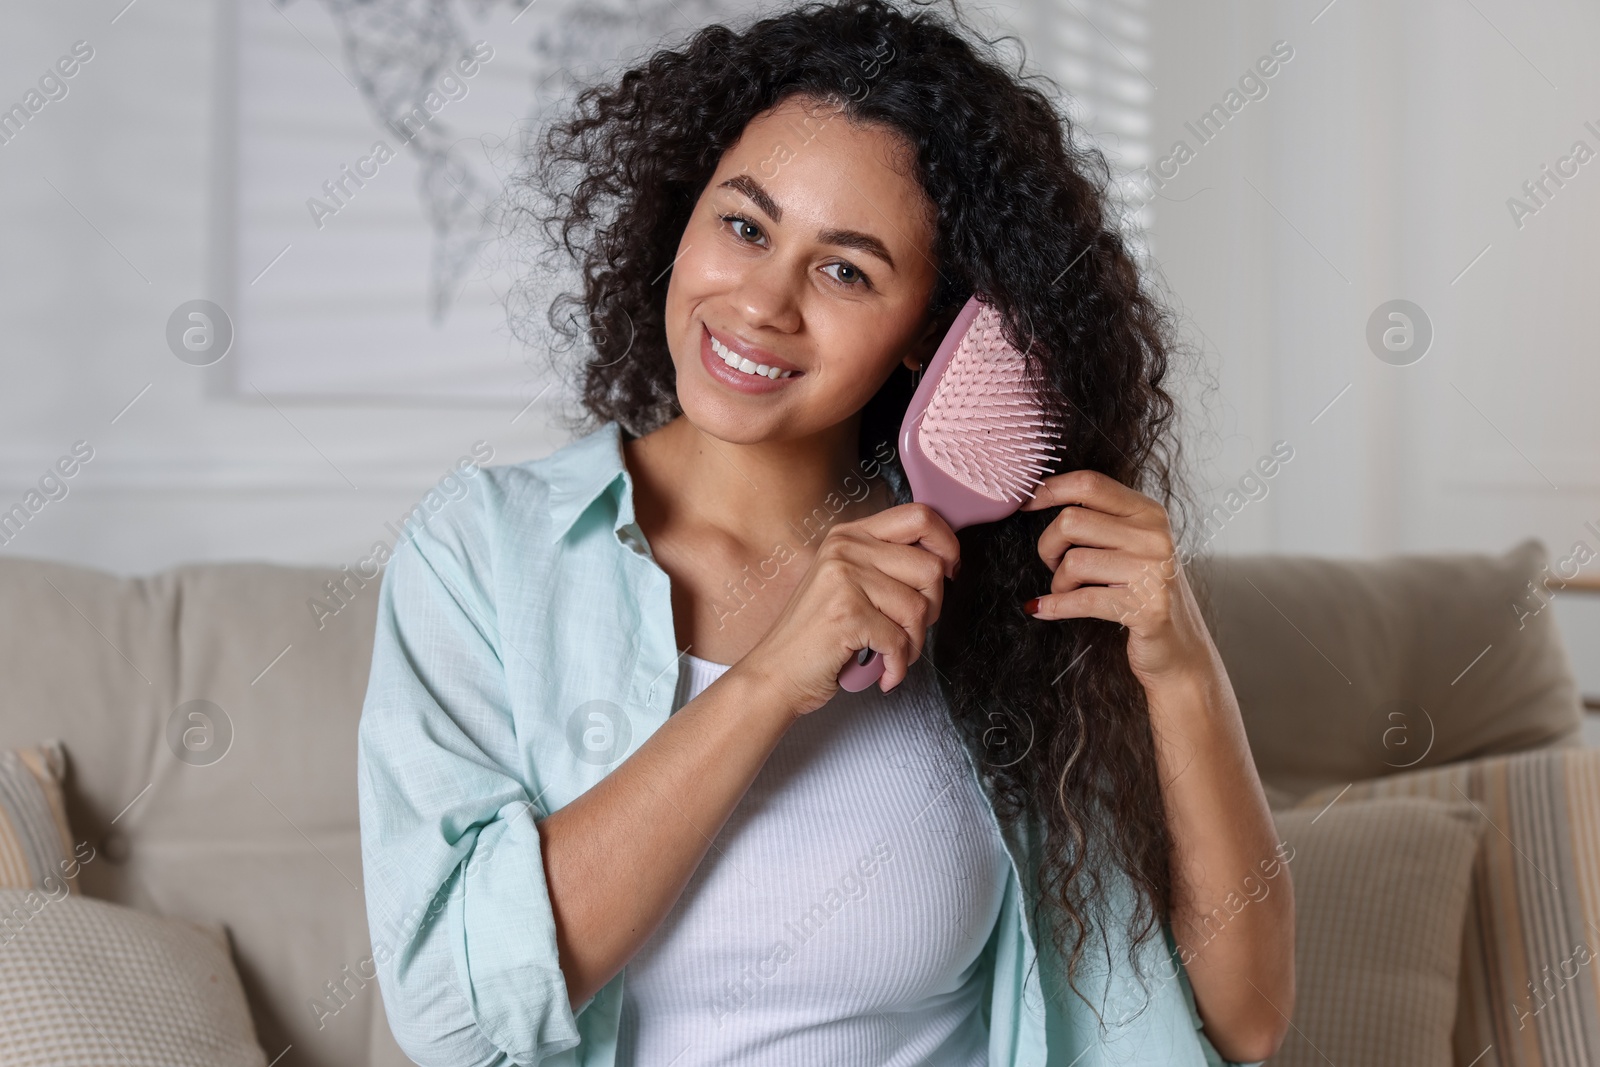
[734, 502, 961, 717]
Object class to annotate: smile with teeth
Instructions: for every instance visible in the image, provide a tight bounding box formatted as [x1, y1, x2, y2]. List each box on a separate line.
[710, 334, 797, 379]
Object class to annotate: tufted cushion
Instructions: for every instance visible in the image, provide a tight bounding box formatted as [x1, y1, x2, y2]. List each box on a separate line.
[1190, 539, 1585, 801]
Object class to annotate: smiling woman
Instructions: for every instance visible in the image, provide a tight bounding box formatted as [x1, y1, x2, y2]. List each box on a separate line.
[663, 98, 943, 434]
[355, 1, 1291, 1065]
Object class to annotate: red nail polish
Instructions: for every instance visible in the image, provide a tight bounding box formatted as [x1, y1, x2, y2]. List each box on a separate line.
[1022, 597, 1041, 616]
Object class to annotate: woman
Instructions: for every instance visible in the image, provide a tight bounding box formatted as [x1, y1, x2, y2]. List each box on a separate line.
[356, 1, 1294, 1064]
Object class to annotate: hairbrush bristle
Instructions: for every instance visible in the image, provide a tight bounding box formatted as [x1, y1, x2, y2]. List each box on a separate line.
[917, 302, 1065, 503]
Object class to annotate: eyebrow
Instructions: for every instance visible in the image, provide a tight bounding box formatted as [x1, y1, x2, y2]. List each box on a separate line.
[717, 173, 897, 272]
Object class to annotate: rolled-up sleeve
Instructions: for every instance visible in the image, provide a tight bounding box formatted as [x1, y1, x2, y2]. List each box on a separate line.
[356, 505, 581, 1066]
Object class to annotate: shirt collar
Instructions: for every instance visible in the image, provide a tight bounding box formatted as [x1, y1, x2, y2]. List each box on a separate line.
[542, 419, 635, 545]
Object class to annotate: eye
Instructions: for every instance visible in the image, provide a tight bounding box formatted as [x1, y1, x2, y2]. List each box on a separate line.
[822, 261, 873, 290]
[720, 213, 765, 244]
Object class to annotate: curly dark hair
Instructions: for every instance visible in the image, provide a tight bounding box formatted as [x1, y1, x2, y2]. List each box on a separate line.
[507, 0, 1191, 1033]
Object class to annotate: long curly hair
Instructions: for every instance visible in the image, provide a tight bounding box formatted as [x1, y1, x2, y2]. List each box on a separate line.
[507, 0, 1191, 1032]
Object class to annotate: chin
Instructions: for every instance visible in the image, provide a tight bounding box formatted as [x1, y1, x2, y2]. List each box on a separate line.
[676, 390, 780, 445]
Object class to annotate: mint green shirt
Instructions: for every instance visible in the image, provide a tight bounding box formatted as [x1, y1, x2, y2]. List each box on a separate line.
[356, 419, 1261, 1067]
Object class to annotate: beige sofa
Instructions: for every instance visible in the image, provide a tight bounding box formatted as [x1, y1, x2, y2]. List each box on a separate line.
[0, 539, 1586, 1066]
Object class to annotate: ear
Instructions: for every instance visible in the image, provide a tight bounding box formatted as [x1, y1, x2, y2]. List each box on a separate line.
[902, 305, 960, 371]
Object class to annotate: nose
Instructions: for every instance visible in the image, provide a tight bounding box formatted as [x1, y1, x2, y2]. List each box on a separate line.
[726, 254, 803, 335]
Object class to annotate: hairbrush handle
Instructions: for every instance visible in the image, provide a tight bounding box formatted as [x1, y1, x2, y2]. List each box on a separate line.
[838, 647, 887, 693]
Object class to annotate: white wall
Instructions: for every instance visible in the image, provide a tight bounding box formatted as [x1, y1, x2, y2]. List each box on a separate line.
[1145, 0, 1600, 705]
[0, 0, 571, 577]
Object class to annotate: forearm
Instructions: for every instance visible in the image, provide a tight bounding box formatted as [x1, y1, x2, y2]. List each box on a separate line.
[1010, 469, 1295, 1060]
[1144, 653, 1295, 1063]
[537, 664, 796, 1008]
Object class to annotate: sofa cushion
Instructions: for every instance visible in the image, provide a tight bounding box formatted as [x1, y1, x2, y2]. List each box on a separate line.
[0, 741, 79, 893]
[0, 556, 410, 1067]
[1266, 796, 1485, 1067]
[1190, 539, 1585, 800]
[1298, 748, 1600, 1067]
[0, 888, 268, 1065]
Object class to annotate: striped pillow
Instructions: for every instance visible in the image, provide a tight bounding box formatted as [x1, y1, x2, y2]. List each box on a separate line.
[1297, 748, 1600, 1067]
[0, 741, 80, 894]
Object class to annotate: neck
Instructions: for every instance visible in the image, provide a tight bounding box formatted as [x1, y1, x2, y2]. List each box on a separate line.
[624, 415, 892, 557]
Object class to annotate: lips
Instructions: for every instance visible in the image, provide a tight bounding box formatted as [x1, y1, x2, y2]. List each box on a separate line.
[703, 324, 803, 376]
[698, 323, 804, 393]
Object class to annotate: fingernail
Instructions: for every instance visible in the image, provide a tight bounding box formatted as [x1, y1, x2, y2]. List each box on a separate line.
[952, 559, 962, 579]
[1022, 597, 1041, 616]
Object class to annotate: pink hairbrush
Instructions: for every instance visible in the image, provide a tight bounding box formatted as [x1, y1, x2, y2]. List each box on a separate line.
[837, 293, 1065, 693]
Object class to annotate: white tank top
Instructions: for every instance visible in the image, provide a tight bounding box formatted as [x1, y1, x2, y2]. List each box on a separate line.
[615, 651, 1011, 1065]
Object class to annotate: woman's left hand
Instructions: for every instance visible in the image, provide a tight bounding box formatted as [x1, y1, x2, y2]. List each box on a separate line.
[1021, 471, 1296, 1062]
[1017, 470, 1215, 687]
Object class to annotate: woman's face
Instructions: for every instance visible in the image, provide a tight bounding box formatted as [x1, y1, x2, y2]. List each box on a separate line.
[663, 93, 944, 446]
